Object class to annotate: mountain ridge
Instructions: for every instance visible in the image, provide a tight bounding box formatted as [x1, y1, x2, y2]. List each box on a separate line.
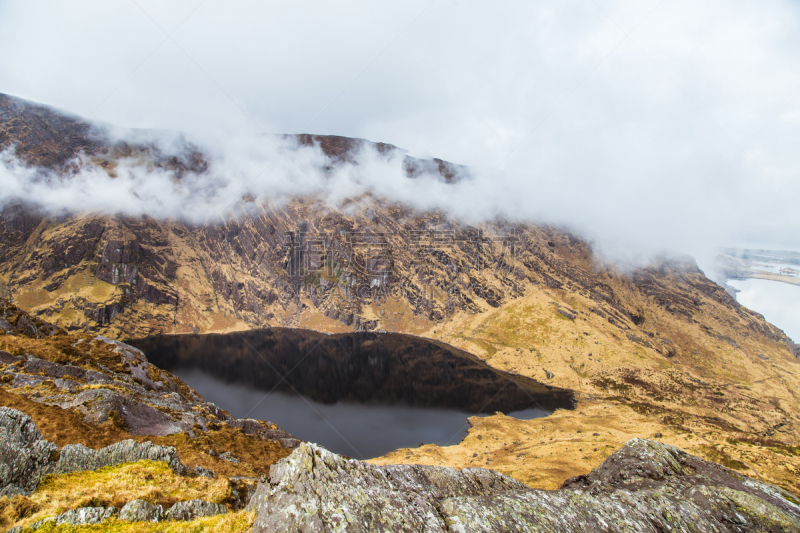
[1, 92, 800, 498]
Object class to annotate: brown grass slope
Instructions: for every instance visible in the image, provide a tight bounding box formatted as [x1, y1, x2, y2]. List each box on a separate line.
[1, 91, 799, 498]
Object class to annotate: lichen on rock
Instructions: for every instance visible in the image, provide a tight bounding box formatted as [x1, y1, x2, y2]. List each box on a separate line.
[248, 439, 800, 533]
[164, 499, 228, 521]
[118, 499, 163, 522]
[0, 407, 58, 497]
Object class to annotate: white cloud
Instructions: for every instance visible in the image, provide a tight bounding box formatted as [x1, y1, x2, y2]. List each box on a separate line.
[0, 0, 799, 270]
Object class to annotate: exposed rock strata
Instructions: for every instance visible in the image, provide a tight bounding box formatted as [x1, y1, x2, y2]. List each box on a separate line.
[247, 440, 800, 533]
[10, 506, 119, 532]
[53, 439, 205, 478]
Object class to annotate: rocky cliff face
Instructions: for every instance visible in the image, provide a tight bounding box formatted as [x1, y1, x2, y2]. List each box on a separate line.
[2, 92, 800, 504]
[247, 440, 800, 532]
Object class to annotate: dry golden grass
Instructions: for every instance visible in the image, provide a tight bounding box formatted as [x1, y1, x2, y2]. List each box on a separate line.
[3, 461, 238, 532]
[0, 496, 41, 530]
[19, 511, 254, 533]
[371, 399, 800, 497]
[0, 386, 291, 478]
[0, 388, 132, 450]
[0, 330, 293, 479]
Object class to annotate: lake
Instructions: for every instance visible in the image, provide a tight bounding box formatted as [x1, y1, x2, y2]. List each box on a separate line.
[129, 329, 574, 458]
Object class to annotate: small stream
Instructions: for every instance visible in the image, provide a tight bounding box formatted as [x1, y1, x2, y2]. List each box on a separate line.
[129, 329, 574, 459]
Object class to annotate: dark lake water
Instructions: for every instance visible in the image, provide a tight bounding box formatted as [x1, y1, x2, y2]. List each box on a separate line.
[129, 329, 574, 459]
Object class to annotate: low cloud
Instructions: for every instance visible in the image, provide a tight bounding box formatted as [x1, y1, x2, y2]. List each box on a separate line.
[0, 0, 799, 272]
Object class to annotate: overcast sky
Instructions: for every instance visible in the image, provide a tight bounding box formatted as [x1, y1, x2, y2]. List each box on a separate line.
[1, 0, 799, 269]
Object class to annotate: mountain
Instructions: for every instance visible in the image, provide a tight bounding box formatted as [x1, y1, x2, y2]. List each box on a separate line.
[1, 304, 798, 531]
[1, 92, 800, 498]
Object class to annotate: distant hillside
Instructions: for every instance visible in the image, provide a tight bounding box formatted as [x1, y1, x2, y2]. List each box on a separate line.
[2, 92, 800, 497]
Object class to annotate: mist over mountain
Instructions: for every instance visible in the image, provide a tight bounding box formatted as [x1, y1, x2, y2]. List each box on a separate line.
[2, 1, 799, 271]
[2, 5, 800, 530]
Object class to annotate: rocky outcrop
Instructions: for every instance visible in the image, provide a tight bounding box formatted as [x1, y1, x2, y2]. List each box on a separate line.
[0, 408, 58, 497]
[21, 500, 225, 530]
[164, 500, 227, 521]
[118, 499, 163, 522]
[0, 408, 202, 496]
[22, 499, 225, 530]
[248, 440, 800, 533]
[53, 439, 192, 477]
[0, 329, 296, 444]
[0, 300, 61, 340]
[247, 442, 533, 532]
[11, 506, 118, 532]
[51, 506, 117, 527]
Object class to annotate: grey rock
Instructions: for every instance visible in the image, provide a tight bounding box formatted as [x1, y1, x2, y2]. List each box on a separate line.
[0, 408, 201, 496]
[62, 388, 189, 436]
[246, 442, 529, 533]
[0, 407, 58, 496]
[278, 437, 300, 449]
[54, 439, 190, 476]
[119, 499, 163, 522]
[22, 507, 116, 531]
[8, 373, 46, 389]
[248, 440, 800, 533]
[52, 377, 79, 391]
[23, 358, 89, 380]
[557, 309, 576, 320]
[192, 464, 216, 478]
[0, 318, 14, 334]
[55, 506, 117, 526]
[217, 451, 240, 464]
[0, 349, 22, 364]
[164, 500, 227, 521]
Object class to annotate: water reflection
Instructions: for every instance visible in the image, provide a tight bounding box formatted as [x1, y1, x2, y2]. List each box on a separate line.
[176, 367, 551, 458]
[129, 329, 574, 458]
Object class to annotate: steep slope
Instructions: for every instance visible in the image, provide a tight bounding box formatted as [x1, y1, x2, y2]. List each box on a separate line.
[0, 298, 296, 481]
[2, 92, 800, 497]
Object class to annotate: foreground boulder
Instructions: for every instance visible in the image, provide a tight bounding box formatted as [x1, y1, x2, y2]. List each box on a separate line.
[52, 506, 117, 526]
[248, 440, 800, 533]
